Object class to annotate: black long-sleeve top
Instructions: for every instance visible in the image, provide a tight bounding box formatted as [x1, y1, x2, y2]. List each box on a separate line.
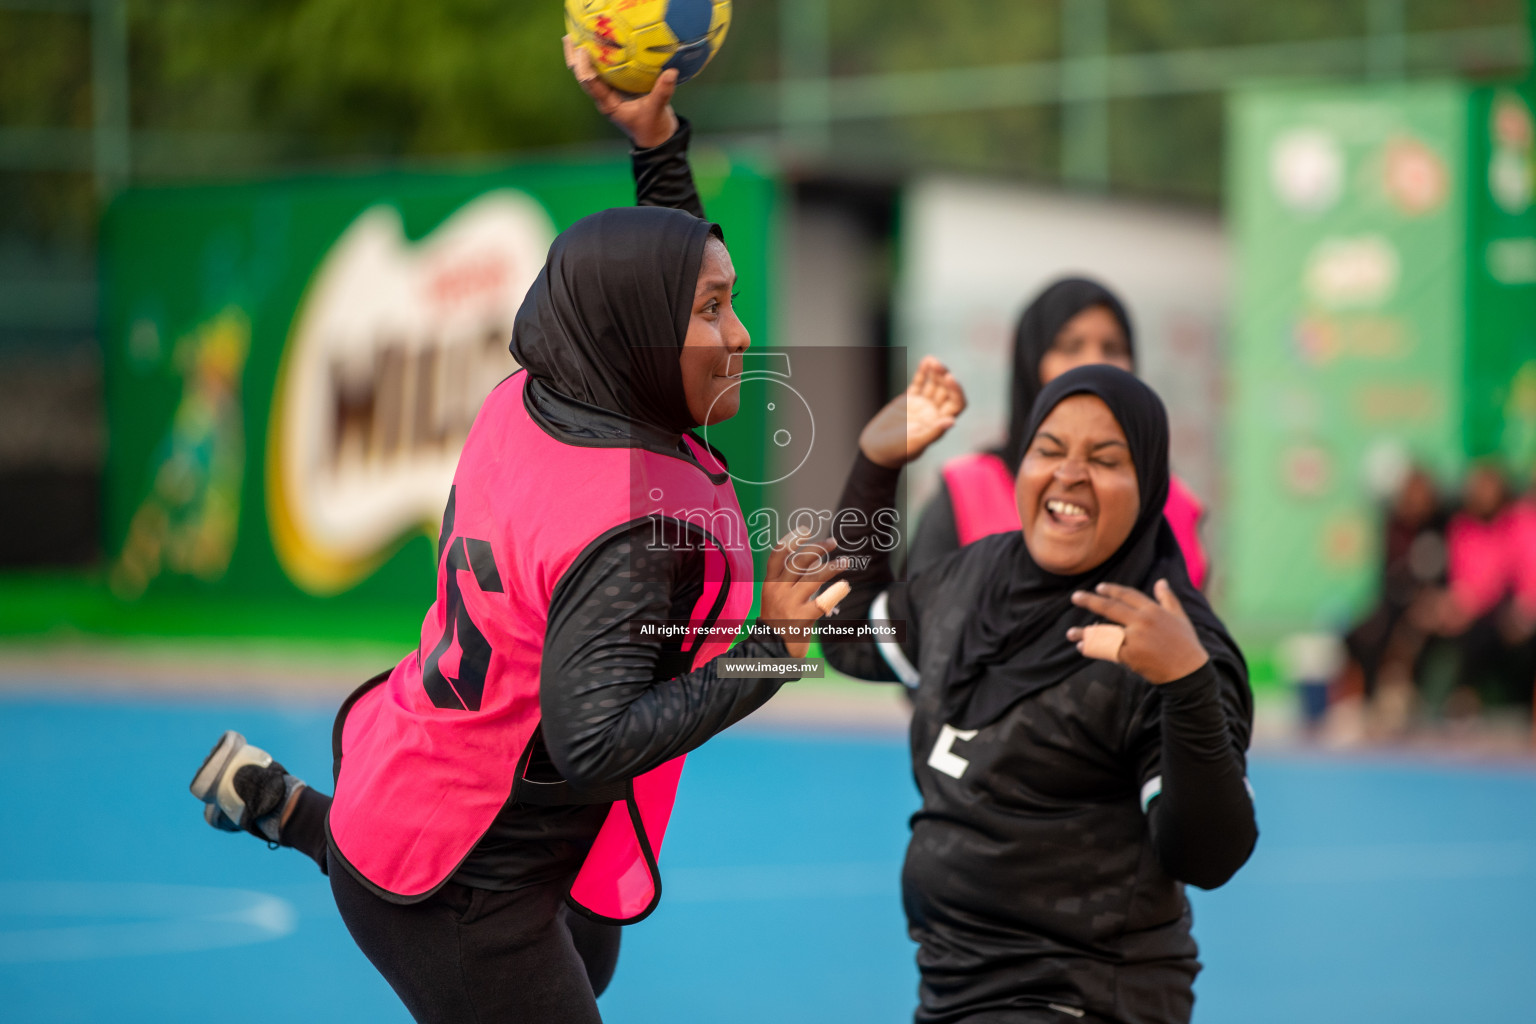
[906, 475, 963, 579]
[632, 116, 706, 220]
[452, 119, 778, 891]
[822, 454, 1257, 1023]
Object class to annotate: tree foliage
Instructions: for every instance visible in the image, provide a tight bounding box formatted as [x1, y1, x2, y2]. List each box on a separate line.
[0, 0, 1529, 249]
[131, 0, 603, 157]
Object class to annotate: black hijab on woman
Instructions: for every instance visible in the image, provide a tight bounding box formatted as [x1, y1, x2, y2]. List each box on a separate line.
[944, 365, 1245, 731]
[511, 205, 725, 463]
[1000, 278, 1135, 471]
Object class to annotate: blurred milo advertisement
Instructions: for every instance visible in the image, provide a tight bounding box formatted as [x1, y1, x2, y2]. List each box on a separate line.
[101, 157, 775, 626]
[1228, 80, 1536, 630]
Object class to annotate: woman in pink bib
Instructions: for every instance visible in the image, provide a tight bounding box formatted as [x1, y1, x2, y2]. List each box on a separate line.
[188, 201, 852, 1023]
[910, 280, 1209, 591]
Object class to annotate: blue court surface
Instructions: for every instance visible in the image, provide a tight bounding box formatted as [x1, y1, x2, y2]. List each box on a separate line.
[3, 690, 1535, 1023]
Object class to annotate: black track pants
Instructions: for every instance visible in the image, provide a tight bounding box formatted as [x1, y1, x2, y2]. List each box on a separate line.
[281, 788, 621, 1020]
[330, 859, 621, 1023]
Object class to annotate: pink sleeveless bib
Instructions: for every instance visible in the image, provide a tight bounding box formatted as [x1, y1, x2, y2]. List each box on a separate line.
[1511, 500, 1536, 615]
[1163, 475, 1208, 591]
[1447, 509, 1515, 619]
[327, 371, 755, 923]
[941, 451, 1209, 590]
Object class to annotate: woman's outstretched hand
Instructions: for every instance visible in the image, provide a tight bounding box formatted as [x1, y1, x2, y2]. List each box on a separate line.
[563, 35, 680, 149]
[1067, 580, 1210, 684]
[859, 356, 967, 469]
[759, 532, 847, 658]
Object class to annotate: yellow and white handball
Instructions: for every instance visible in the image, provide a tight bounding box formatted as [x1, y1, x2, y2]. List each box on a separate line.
[564, 0, 731, 96]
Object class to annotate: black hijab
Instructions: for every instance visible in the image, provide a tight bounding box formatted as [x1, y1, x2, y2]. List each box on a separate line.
[943, 365, 1244, 730]
[511, 206, 724, 451]
[1001, 278, 1135, 470]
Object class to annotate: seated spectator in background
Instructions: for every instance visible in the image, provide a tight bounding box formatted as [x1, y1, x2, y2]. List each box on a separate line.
[1340, 466, 1448, 720]
[1444, 464, 1511, 626]
[1502, 468, 1536, 704]
[1428, 463, 1533, 717]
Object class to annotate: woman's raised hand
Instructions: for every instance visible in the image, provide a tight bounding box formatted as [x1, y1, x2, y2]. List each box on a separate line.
[563, 35, 680, 149]
[759, 531, 847, 658]
[859, 356, 967, 469]
[1067, 580, 1210, 684]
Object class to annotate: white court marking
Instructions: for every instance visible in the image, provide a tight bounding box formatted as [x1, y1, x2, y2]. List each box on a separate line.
[0, 881, 297, 963]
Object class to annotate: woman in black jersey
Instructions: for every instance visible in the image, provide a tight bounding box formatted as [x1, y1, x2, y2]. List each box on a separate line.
[825, 364, 1258, 1024]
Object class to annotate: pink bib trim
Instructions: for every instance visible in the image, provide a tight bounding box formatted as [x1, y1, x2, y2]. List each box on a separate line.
[1163, 475, 1208, 590]
[1448, 509, 1516, 620]
[943, 453, 1021, 546]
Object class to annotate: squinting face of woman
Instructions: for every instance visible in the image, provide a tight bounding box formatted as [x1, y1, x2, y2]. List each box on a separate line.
[1017, 394, 1140, 575]
[678, 237, 750, 426]
[1037, 305, 1133, 386]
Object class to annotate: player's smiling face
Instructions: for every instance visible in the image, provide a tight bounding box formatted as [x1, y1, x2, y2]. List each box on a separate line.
[1016, 394, 1140, 575]
[679, 236, 749, 426]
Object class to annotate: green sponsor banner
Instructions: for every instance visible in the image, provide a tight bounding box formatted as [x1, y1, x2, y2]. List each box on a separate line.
[1227, 82, 1468, 628]
[1228, 80, 1536, 632]
[100, 156, 778, 631]
[1467, 85, 1536, 467]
